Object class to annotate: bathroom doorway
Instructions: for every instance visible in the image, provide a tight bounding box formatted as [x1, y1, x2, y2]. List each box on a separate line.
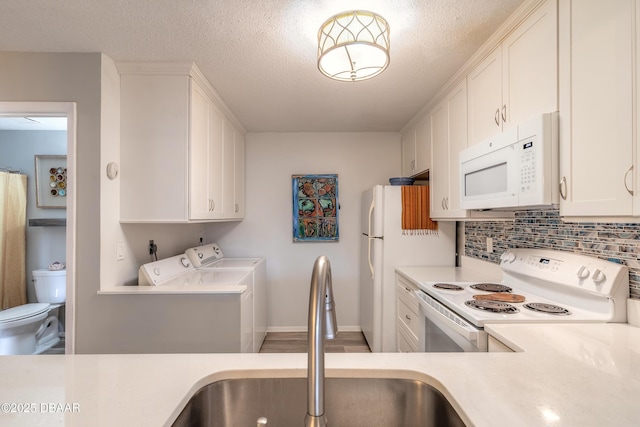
[0, 102, 76, 354]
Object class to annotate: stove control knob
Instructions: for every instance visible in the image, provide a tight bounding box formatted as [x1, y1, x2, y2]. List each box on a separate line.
[576, 266, 590, 279]
[592, 269, 606, 283]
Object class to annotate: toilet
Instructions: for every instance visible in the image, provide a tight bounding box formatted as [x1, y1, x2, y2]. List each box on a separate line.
[0, 269, 65, 355]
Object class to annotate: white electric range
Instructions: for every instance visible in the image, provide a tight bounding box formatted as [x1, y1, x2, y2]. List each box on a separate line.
[406, 248, 629, 352]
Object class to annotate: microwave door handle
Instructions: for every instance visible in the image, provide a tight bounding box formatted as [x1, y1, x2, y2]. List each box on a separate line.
[416, 292, 480, 343]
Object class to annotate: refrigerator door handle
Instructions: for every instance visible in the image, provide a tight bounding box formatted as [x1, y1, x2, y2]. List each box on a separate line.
[367, 196, 376, 279]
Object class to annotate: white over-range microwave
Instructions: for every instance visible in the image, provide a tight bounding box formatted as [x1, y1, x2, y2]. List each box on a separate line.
[459, 112, 558, 210]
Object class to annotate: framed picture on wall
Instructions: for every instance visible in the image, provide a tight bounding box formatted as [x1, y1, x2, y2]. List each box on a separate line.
[34, 155, 67, 209]
[292, 174, 339, 242]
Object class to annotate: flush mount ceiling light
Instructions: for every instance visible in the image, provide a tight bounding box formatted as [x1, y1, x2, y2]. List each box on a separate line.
[318, 10, 390, 82]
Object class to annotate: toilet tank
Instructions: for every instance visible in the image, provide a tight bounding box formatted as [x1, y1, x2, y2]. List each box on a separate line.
[32, 269, 66, 303]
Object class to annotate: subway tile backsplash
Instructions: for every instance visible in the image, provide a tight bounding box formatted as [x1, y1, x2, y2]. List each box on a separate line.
[464, 208, 640, 299]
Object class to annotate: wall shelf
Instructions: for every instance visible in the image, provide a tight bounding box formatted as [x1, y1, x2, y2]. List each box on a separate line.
[29, 218, 66, 227]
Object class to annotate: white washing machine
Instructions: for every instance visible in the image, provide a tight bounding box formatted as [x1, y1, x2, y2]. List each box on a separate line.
[185, 243, 267, 352]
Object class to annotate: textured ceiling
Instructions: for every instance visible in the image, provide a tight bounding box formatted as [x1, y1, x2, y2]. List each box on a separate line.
[0, 0, 525, 132]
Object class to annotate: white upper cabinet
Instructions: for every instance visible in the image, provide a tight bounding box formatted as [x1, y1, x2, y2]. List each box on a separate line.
[467, 47, 503, 145]
[558, 0, 635, 217]
[468, 0, 558, 146]
[401, 116, 430, 177]
[430, 80, 469, 219]
[119, 63, 245, 223]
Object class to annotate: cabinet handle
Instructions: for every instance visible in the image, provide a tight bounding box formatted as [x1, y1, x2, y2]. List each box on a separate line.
[624, 166, 634, 196]
[441, 198, 446, 210]
[501, 105, 507, 123]
[405, 315, 412, 321]
[495, 108, 500, 126]
[559, 177, 567, 200]
[235, 203, 239, 213]
[405, 287, 411, 292]
[445, 197, 449, 210]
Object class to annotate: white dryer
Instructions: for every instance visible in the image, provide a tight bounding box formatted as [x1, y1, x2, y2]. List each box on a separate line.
[185, 243, 267, 352]
[138, 254, 255, 353]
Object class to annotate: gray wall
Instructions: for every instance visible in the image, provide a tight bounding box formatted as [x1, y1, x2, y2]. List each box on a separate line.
[205, 132, 401, 330]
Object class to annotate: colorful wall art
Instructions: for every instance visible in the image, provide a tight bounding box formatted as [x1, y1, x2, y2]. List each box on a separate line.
[34, 155, 67, 209]
[292, 174, 339, 241]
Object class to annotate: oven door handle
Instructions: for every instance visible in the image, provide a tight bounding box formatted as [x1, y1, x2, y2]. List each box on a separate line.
[416, 291, 481, 344]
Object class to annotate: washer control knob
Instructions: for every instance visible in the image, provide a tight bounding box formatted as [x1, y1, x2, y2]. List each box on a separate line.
[179, 257, 191, 268]
[501, 252, 516, 263]
[576, 266, 590, 279]
[592, 269, 606, 283]
[153, 267, 160, 276]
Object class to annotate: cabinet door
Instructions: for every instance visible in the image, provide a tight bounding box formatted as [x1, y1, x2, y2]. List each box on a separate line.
[189, 83, 224, 220]
[467, 47, 503, 145]
[234, 131, 245, 218]
[414, 117, 431, 175]
[401, 128, 416, 176]
[430, 80, 469, 219]
[189, 80, 213, 220]
[208, 106, 225, 218]
[559, 0, 634, 216]
[120, 74, 190, 222]
[503, 0, 557, 128]
[430, 99, 449, 218]
[222, 118, 235, 218]
[446, 80, 468, 216]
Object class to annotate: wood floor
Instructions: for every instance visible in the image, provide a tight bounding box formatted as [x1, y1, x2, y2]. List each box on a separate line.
[259, 331, 371, 353]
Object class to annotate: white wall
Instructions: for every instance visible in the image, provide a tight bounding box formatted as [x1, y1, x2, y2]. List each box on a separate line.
[205, 132, 401, 330]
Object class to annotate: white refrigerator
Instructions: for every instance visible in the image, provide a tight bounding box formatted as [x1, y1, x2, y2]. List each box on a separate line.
[360, 185, 456, 352]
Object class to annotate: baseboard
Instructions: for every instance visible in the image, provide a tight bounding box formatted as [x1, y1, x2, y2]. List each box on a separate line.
[267, 325, 362, 333]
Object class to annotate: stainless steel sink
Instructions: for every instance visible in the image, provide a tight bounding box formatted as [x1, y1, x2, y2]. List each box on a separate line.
[171, 377, 466, 427]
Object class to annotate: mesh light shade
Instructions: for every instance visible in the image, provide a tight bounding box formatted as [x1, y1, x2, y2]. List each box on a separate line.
[318, 10, 390, 82]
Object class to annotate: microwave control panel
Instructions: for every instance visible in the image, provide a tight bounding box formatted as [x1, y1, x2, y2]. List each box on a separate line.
[520, 140, 536, 193]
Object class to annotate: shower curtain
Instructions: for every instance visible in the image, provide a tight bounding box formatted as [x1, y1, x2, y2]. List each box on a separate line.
[0, 171, 27, 309]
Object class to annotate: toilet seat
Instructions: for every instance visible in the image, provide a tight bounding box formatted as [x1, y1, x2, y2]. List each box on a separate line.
[0, 303, 50, 323]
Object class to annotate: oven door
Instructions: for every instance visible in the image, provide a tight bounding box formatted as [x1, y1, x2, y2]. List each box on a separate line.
[416, 291, 487, 352]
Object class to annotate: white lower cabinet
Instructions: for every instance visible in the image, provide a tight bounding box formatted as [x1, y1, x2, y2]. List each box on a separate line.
[559, 0, 636, 218]
[119, 62, 245, 223]
[395, 277, 421, 352]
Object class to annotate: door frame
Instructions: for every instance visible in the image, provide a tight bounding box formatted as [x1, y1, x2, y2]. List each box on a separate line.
[0, 101, 77, 354]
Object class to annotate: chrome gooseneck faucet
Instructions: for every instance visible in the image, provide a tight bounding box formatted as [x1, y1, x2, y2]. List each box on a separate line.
[305, 256, 338, 427]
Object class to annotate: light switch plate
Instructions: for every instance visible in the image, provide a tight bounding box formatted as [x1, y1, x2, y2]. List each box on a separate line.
[116, 242, 125, 261]
[486, 237, 493, 253]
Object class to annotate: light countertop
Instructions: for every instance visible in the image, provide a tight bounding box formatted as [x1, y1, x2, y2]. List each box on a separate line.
[0, 322, 639, 426]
